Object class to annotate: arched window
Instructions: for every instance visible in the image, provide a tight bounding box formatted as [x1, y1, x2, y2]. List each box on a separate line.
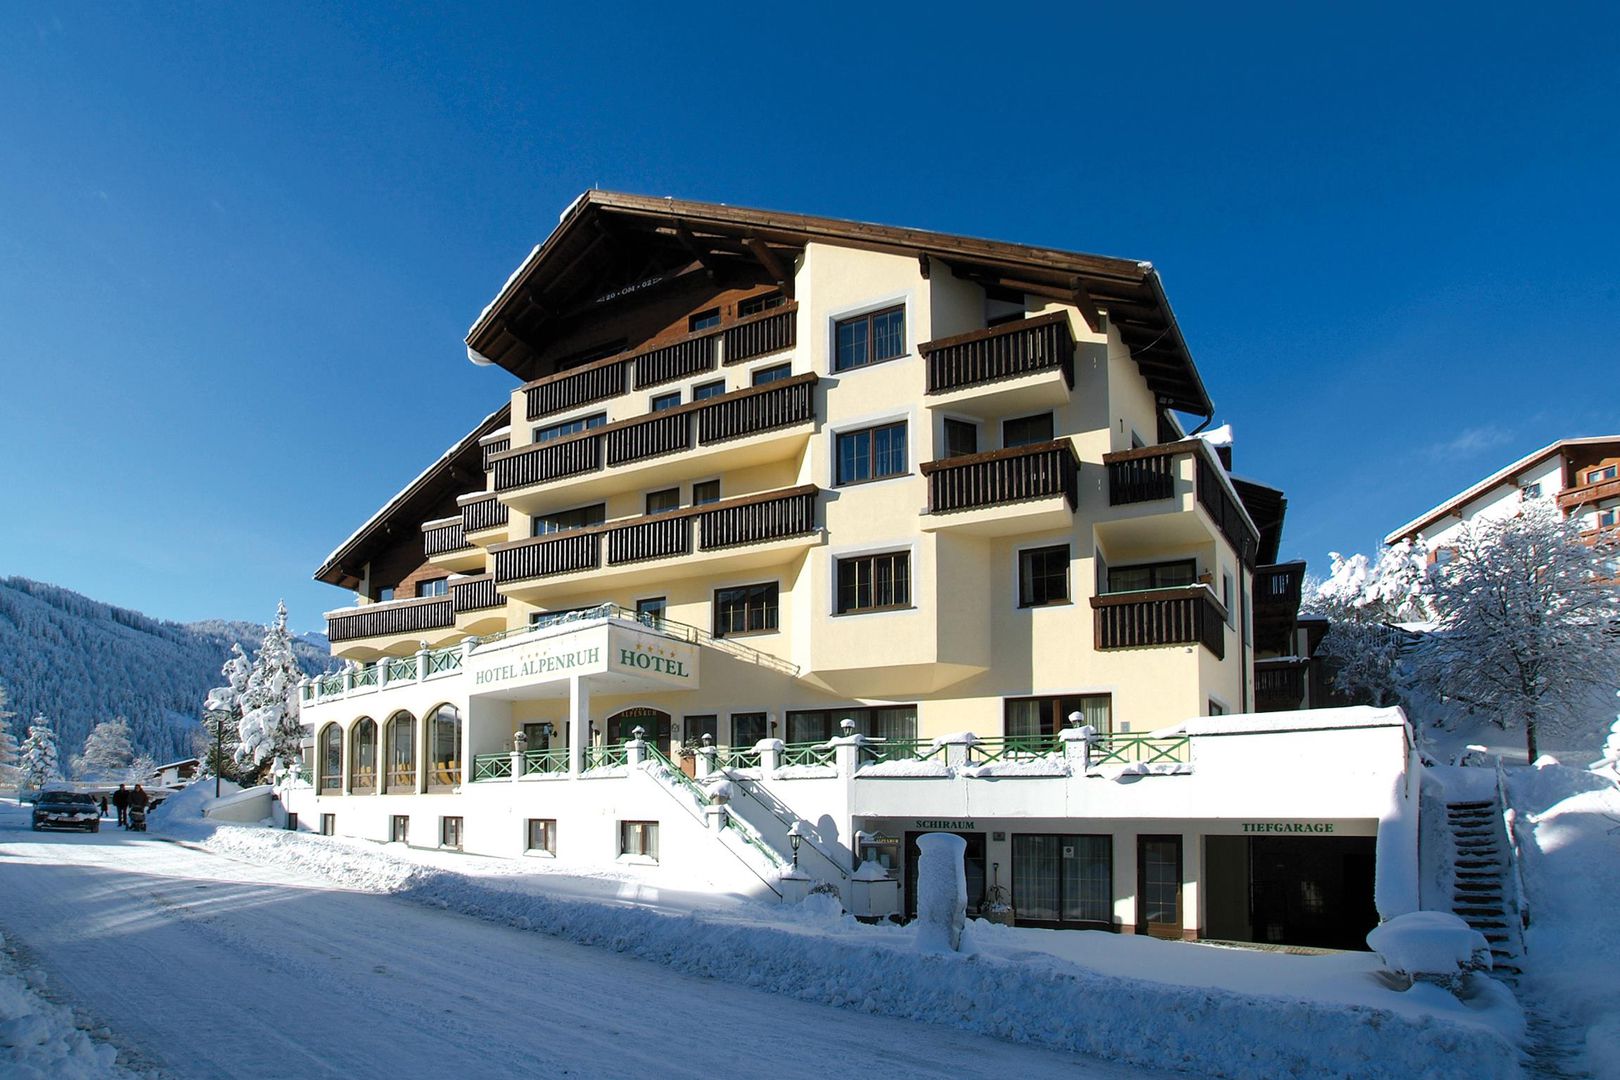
[350, 717, 378, 793]
[319, 724, 343, 794]
[426, 704, 461, 790]
[385, 711, 416, 793]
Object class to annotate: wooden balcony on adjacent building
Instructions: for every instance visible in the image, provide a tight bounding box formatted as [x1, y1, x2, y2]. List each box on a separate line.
[1255, 657, 1309, 712]
[1098, 440, 1261, 566]
[490, 485, 821, 600]
[918, 440, 1079, 537]
[520, 304, 798, 420]
[489, 374, 817, 513]
[325, 595, 457, 659]
[1090, 586, 1226, 659]
[919, 313, 1076, 417]
[1253, 560, 1306, 655]
[422, 516, 485, 572]
[1558, 475, 1620, 512]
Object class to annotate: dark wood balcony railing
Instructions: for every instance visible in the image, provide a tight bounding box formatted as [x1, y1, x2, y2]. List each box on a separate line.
[480, 436, 510, 471]
[1103, 440, 1260, 567]
[920, 440, 1078, 514]
[723, 306, 796, 365]
[491, 487, 819, 585]
[525, 357, 632, 420]
[1558, 475, 1620, 510]
[492, 375, 817, 493]
[633, 335, 717, 389]
[460, 492, 510, 534]
[920, 312, 1075, 394]
[327, 596, 454, 643]
[1255, 561, 1306, 611]
[421, 519, 467, 557]
[1090, 587, 1226, 659]
[451, 573, 505, 613]
[1255, 660, 1307, 710]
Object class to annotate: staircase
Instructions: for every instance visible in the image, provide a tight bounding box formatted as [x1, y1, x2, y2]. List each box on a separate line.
[1445, 798, 1525, 979]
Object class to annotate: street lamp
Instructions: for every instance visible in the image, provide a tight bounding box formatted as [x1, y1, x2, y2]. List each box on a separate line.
[788, 821, 803, 870]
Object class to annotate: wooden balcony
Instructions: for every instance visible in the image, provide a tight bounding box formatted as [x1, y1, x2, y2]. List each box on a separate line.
[1090, 586, 1226, 659]
[918, 440, 1077, 536]
[490, 375, 817, 501]
[920, 312, 1075, 395]
[458, 492, 510, 537]
[479, 434, 510, 471]
[326, 595, 455, 646]
[1255, 658, 1308, 712]
[451, 573, 506, 613]
[521, 303, 799, 420]
[422, 518, 467, 556]
[1101, 440, 1260, 566]
[1253, 560, 1306, 655]
[490, 486, 819, 597]
[1558, 476, 1620, 511]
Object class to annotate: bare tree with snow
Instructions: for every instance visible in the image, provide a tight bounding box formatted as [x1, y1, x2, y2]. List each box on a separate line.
[19, 717, 62, 793]
[1306, 539, 1433, 707]
[235, 601, 305, 784]
[75, 717, 136, 780]
[1410, 500, 1620, 761]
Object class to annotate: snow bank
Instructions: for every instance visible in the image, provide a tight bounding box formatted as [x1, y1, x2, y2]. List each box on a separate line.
[190, 824, 1523, 1079]
[0, 933, 132, 1080]
[1367, 912, 1490, 979]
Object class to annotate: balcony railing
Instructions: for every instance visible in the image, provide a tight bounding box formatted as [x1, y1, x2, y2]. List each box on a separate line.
[920, 312, 1075, 394]
[1256, 660, 1308, 710]
[1558, 475, 1620, 511]
[1090, 586, 1226, 659]
[451, 573, 506, 613]
[1102, 440, 1260, 566]
[1255, 561, 1306, 611]
[326, 595, 455, 644]
[920, 440, 1078, 514]
[491, 487, 818, 585]
[460, 492, 510, 534]
[522, 302, 800, 420]
[480, 435, 510, 471]
[491, 375, 817, 493]
[422, 518, 468, 557]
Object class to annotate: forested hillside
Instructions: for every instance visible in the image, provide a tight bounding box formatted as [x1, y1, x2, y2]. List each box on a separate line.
[0, 577, 334, 764]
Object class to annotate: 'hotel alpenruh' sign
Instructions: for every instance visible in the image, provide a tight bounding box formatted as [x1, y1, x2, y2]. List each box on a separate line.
[467, 623, 700, 694]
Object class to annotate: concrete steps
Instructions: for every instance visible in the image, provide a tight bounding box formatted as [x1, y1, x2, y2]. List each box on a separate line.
[1443, 799, 1524, 979]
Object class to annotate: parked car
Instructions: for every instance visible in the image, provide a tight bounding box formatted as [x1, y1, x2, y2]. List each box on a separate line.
[31, 791, 102, 832]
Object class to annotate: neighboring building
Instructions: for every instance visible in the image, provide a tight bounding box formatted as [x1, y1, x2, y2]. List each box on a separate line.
[149, 757, 200, 789]
[1386, 435, 1620, 559]
[285, 192, 1410, 950]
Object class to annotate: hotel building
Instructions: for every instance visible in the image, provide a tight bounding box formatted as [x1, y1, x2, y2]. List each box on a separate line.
[288, 193, 1416, 949]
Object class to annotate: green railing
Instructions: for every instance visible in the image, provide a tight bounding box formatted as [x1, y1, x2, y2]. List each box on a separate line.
[300, 683, 315, 703]
[472, 753, 512, 781]
[859, 739, 944, 766]
[967, 735, 1061, 764]
[1089, 734, 1191, 765]
[643, 745, 711, 805]
[318, 673, 344, 696]
[711, 745, 762, 770]
[725, 816, 787, 868]
[384, 656, 417, 682]
[425, 648, 462, 676]
[583, 744, 629, 771]
[521, 748, 569, 775]
[353, 665, 379, 689]
[779, 742, 836, 768]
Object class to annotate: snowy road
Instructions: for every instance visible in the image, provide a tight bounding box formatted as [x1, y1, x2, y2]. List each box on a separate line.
[0, 810, 1166, 1080]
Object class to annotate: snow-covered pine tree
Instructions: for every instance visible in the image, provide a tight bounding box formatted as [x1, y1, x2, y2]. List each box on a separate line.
[127, 752, 157, 785]
[201, 643, 251, 781]
[1307, 539, 1433, 707]
[19, 717, 62, 792]
[235, 601, 305, 783]
[0, 680, 18, 784]
[1412, 500, 1620, 761]
[77, 716, 136, 780]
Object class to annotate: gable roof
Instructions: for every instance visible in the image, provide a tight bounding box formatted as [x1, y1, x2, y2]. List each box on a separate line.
[1384, 435, 1620, 544]
[465, 190, 1214, 417]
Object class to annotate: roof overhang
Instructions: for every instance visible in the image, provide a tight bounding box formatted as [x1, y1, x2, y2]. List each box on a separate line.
[466, 190, 1214, 416]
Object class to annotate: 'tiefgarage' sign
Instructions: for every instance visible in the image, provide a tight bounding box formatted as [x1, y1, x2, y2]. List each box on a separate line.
[1242, 822, 1336, 834]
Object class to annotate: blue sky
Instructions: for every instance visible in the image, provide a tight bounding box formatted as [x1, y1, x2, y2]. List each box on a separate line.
[2, 3, 1617, 632]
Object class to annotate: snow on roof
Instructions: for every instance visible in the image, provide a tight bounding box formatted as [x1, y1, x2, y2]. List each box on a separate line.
[467, 242, 543, 352]
[1172, 705, 1409, 738]
[1197, 423, 1233, 448]
[1384, 434, 1620, 545]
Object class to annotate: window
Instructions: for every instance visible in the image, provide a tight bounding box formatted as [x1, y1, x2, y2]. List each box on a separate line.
[390, 815, 409, 844]
[693, 379, 726, 401]
[385, 711, 415, 792]
[738, 290, 784, 317]
[350, 718, 378, 791]
[376, 586, 395, 602]
[645, 488, 680, 515]
[440, 816, 463, 850]
[1208, 700, 1227, 717]
[1520, 482, 1542, 500]
[620, 820, 659, 860]
[527, 818, 556, 854]
[1433, 547, 1455, 567]
[713, 582, 778, 637]
[944, 418, 978, 458]
[318, 725, 342, 793]
[1222, 572, 1234, 627]
[1003, 412, 1055, 448]
[534, 412, 606, 443]
[692, 479, 721, 505]
[751, 362, 792, 386]
[635, 597, 667, 628]
[1107, 559, 1197, 593]
[427, 704, 461, 788]
[1018, 545, 1070, 607]
[688, 308, 721, 332]
[684, 714, 718, 744]
[835, 422, 907, 485]
[1005, 695, 1112, 739]
[416, 577, 448, 598]
[836, 552, 910, 614]
[1011, 834, 1112, 927]
[533, 502, 606, 536]
[651, 390, 682, 412]
[1599, 508, 1619, 528]
[785, 705, 916, 743]
[1587, 465, 1618, 484]
[320, 813, 336, 837]
[834, 305, 905, 371]
[731, 712, 768, 746]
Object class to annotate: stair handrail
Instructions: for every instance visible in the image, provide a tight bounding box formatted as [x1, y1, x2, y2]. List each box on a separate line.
[724, 777, 851, 883]
[637, 746, 784, 898]
[1494, 756, 1531, 935]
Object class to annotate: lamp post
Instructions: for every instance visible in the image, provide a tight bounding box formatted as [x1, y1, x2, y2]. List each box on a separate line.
[788, 821, 803, 870]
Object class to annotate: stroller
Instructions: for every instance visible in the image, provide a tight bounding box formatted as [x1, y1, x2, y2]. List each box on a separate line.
[127, 804, 148, 832]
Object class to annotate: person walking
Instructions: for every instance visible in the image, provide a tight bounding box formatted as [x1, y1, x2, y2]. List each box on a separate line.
[100, 795, 109, 818]
[112, 784, 130, 827]
[128, 785, 149, 830]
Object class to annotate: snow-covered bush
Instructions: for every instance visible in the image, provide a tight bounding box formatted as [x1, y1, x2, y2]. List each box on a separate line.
[1367, 911, 1492, 994]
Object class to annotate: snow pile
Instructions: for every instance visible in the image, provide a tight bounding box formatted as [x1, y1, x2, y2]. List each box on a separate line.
[912, 833, 966, 953]
[1367, 912, 1491, 983]
[0, 933, 132, 1080]
[145, 779, 239, 837]
[187, 822, 1523, 1079]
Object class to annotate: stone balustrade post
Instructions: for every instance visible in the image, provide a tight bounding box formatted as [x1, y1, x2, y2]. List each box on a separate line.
[415, 642, 430, 683]
[757, 738, 782, 778]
